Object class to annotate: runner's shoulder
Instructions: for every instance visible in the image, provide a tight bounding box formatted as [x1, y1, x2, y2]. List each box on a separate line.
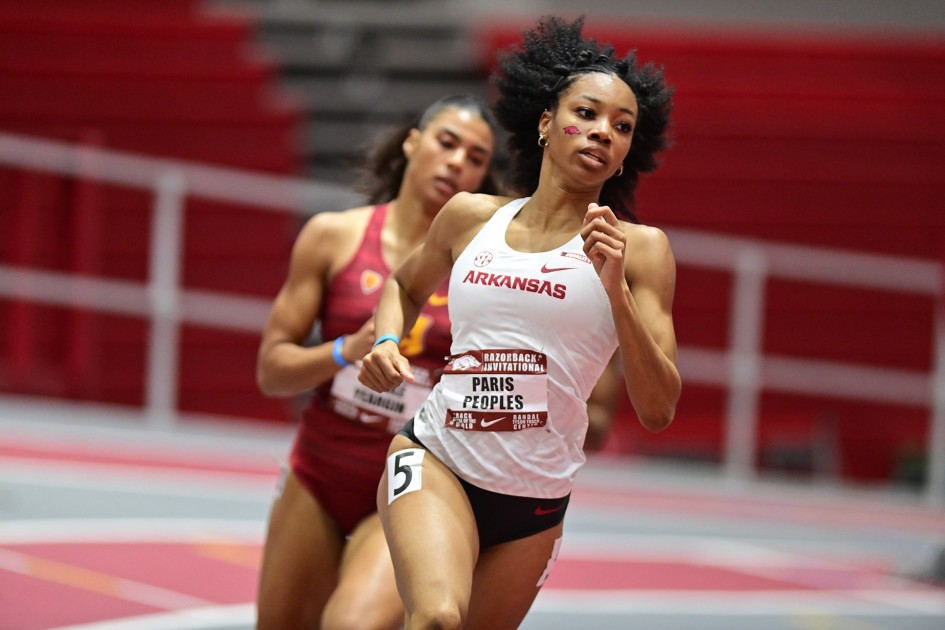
[295, 204, 372, 249]
[438, 192, 516, 228]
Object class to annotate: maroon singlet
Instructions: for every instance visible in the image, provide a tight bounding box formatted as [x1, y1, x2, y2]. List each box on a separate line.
[289, 204, 451, 534]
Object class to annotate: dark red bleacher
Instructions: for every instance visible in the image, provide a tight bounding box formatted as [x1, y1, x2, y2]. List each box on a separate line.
[478, 22, 945, 255]
[479, 21, 945, 481]
[0, 1, 303, 422]
[0, 73, 281, 120]
[1, 120, 298, 171]
[0, 0, 197, 19]
[0, 9, 259, 74]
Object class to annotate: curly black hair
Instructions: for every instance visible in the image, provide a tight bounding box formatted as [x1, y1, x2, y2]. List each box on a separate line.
[491, 16, 674, 222]
[355, 94, 503, 204]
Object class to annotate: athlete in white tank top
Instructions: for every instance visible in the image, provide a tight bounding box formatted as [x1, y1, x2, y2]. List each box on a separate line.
[358, 21, 680, 627]
[413, 197, 617, 498]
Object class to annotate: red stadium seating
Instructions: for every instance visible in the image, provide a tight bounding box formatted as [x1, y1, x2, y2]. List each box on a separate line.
[0, 0, 303, 422]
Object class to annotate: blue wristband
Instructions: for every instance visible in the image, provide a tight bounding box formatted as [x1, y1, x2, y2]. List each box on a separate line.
[332, 336, 351, 367]
[373, 334, 401, 348]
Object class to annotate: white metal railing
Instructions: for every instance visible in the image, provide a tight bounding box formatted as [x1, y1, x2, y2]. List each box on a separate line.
[667, 230, 944, 504]
[1, 130, 943, 505]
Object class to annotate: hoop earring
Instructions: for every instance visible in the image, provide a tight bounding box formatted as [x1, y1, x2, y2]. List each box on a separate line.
[614, 164, 624, 177]
[538, 133, 548, 148]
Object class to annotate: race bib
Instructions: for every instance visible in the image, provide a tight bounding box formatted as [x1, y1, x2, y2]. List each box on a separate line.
[440, 349, 548, 431]
[387, 448, 425, 504]
[329, 365, 432, 433]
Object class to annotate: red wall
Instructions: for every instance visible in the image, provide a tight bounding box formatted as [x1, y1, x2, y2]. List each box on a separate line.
[0, 0, 302, 422]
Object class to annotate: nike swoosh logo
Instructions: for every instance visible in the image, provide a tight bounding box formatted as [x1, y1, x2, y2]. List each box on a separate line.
[540, 264, 574, 273]
[534, 504, 564, 515]
[480, 416, 507, 428]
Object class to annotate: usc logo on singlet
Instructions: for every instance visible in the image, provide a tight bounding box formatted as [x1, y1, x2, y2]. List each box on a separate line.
[360, 270, 383, 294]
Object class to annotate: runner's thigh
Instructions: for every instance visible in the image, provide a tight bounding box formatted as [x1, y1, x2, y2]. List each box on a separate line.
[323, 513, 403, 630]
[377, 434, 479, 620]
[257, 471, 344, 630]
[465, 522, 565, 630]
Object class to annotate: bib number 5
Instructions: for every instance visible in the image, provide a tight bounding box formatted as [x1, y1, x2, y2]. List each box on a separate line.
[387, 448, 426, 504]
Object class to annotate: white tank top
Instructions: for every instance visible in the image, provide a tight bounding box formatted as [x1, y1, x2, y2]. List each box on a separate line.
[413, 197, 618, 498]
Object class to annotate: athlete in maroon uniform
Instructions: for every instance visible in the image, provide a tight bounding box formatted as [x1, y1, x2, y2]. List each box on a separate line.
[255, 96, 499, 630]
[290, 202, 452, 535]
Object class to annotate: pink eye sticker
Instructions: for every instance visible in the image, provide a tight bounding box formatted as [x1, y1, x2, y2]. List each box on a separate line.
[563, 126, 581, 135]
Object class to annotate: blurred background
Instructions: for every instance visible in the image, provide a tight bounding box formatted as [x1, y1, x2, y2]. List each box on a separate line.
[0, 0, 945, 630]
[1, 1, 944, 628]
